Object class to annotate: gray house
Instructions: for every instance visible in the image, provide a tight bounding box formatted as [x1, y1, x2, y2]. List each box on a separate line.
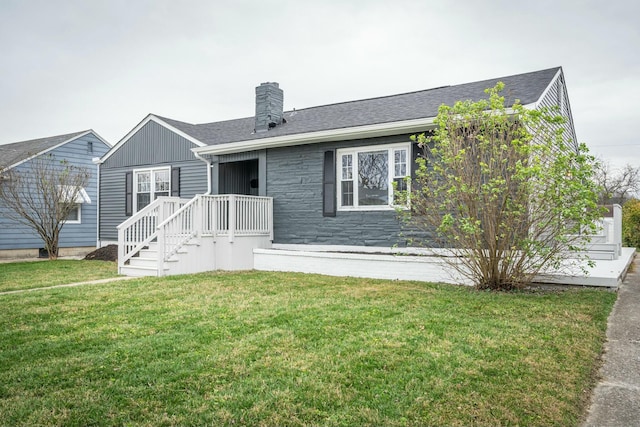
[98, 67, 582, 277]
[0, 130, 111, 259]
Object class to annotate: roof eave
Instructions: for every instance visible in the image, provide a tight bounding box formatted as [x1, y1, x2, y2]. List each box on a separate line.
[193, 117, 438, 156]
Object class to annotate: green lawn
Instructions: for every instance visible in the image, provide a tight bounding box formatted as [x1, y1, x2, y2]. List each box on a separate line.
[0, 270, 615, 426]
[0, 260, 119, 292]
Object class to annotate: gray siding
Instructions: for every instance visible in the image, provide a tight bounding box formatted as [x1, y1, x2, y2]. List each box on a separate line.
[538, 73, 579, 151]
[266, 134, 429, 247]
[99, 159, 208, 242]
[0, 133, 110, 250]
[99, 120, 209, 241]
[102, 120, 198, 169]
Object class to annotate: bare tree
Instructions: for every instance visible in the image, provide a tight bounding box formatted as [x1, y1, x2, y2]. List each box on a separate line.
[594, 160, 640, 205]
[0, 154, 90, 259]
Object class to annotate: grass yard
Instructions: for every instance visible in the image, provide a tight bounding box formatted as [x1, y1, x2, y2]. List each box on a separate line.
[0, 270, 615, 426]
[0, 259, 119, 292]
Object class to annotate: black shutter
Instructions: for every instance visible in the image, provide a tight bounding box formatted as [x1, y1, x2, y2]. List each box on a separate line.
[125, 171, 133, 216]
[322, 150, 336, 217]
[171, 167, 180, 197]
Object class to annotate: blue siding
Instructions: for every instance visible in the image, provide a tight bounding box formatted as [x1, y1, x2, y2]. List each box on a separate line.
[0, 133, 110, 250]
[266, 134, 430, 247]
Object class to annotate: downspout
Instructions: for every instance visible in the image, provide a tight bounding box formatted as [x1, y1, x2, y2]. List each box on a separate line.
[194, 151, 212, 195]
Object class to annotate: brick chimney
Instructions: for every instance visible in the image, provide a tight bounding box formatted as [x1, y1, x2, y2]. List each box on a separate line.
[255, 82, 284, 133]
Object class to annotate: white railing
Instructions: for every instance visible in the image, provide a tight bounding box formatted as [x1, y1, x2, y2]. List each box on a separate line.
[157, 195, 202, 266]
[117, 197, 189, 268]
[156, 194, 273, 264]
[201, 194, 273, 241]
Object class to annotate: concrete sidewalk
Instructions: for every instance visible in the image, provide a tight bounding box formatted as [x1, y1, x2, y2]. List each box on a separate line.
[583, 255, 640, 426]
[0, 276, 137, 295]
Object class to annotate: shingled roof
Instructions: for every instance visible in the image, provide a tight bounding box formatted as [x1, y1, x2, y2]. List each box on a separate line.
[0, 130, 93, 171]
[158, 67, 561, 147]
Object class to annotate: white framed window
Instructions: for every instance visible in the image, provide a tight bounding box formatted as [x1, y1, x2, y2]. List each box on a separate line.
[64, 204, 81, 224]
[58, 185, 90, 224]
[134, 167, 170, 212]
[337, 142, 410, 210]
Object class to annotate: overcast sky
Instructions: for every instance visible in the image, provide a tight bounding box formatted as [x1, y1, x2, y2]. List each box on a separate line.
[0, 0, 638, 170]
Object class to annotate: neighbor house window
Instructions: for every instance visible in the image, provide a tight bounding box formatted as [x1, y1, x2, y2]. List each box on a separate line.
[58, 185, 90, 224]
[64, 204, 81, 224]
[337, 143, 410, 210]
[134, 167, 170, 211]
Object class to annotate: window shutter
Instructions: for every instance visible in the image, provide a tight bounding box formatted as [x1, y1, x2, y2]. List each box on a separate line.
[171, 167, 180, 197]
[125, 171, 133, 216]
[322, 150, 336, 217]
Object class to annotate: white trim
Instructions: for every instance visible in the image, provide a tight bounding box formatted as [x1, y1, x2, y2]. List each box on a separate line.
[193, 116, 436, 156]
[2, 130, 110, 172]
[133, 166, 171, 213]
[97, 114, 206, 164]
[336, 142, 411, 211]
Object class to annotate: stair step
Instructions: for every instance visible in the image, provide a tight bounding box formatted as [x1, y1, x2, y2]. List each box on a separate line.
[128, 257, 159, 268]
[119, 265, 165, 277]
[587, 242, 619, 251]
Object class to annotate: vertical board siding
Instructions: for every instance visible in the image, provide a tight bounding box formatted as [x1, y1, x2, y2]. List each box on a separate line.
[99, 159, 207, 241]
[0, 133, 110, 250]
[538, 73, 579, 151]
[266, 134, 430, 247]
[102, 120, 198, 169]
[99, 120, 209, 241]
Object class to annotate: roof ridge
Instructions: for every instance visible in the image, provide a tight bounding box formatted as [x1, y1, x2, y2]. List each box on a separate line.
[278, 66, 562, 114]
[154, 67, 561, 129]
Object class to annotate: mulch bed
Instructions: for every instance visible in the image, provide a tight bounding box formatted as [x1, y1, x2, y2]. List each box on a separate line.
[84, 245, 118, 262]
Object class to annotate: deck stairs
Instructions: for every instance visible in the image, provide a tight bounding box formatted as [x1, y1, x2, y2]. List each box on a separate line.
[117, 194, 273, 277]
[580, 205, 623, 261]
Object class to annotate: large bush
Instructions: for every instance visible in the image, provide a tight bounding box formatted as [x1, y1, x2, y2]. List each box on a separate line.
[623, 199, 640, 249]
[399, 83, 602, 290]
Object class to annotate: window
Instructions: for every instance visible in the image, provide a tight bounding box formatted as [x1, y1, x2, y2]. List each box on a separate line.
[337, 143, 410, 210]
[134, 167, 170, 211]
[58, 185, 90, 224]
[64, 204, 81, 224]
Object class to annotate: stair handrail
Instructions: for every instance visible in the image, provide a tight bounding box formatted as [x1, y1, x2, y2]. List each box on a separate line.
[157, 194, 202, 263]
[117, 196, 187, 270]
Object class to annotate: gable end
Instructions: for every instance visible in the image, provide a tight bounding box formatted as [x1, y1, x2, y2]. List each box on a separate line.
[102, 119, 203, 169]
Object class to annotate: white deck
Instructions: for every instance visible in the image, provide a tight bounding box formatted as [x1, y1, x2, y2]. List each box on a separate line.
[254, 244, 636, 288]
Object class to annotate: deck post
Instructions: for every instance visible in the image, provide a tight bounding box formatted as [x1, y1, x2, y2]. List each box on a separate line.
[157, 225, 165, 276]
[117, 227, 125, 273]
[228, 194, 236, 243]
[613, 204, 622, 256]
[195, 195, 202, 239]
[269, 197, 274, 241]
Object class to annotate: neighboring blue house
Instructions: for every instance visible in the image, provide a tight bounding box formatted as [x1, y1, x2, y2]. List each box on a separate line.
[0, 130, 111, 259]
[97, 67, 594, 277]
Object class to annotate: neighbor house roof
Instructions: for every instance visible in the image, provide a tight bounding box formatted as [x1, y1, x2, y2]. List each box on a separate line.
[0, 130, 110, 171]
[162, 67, 561, 148]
